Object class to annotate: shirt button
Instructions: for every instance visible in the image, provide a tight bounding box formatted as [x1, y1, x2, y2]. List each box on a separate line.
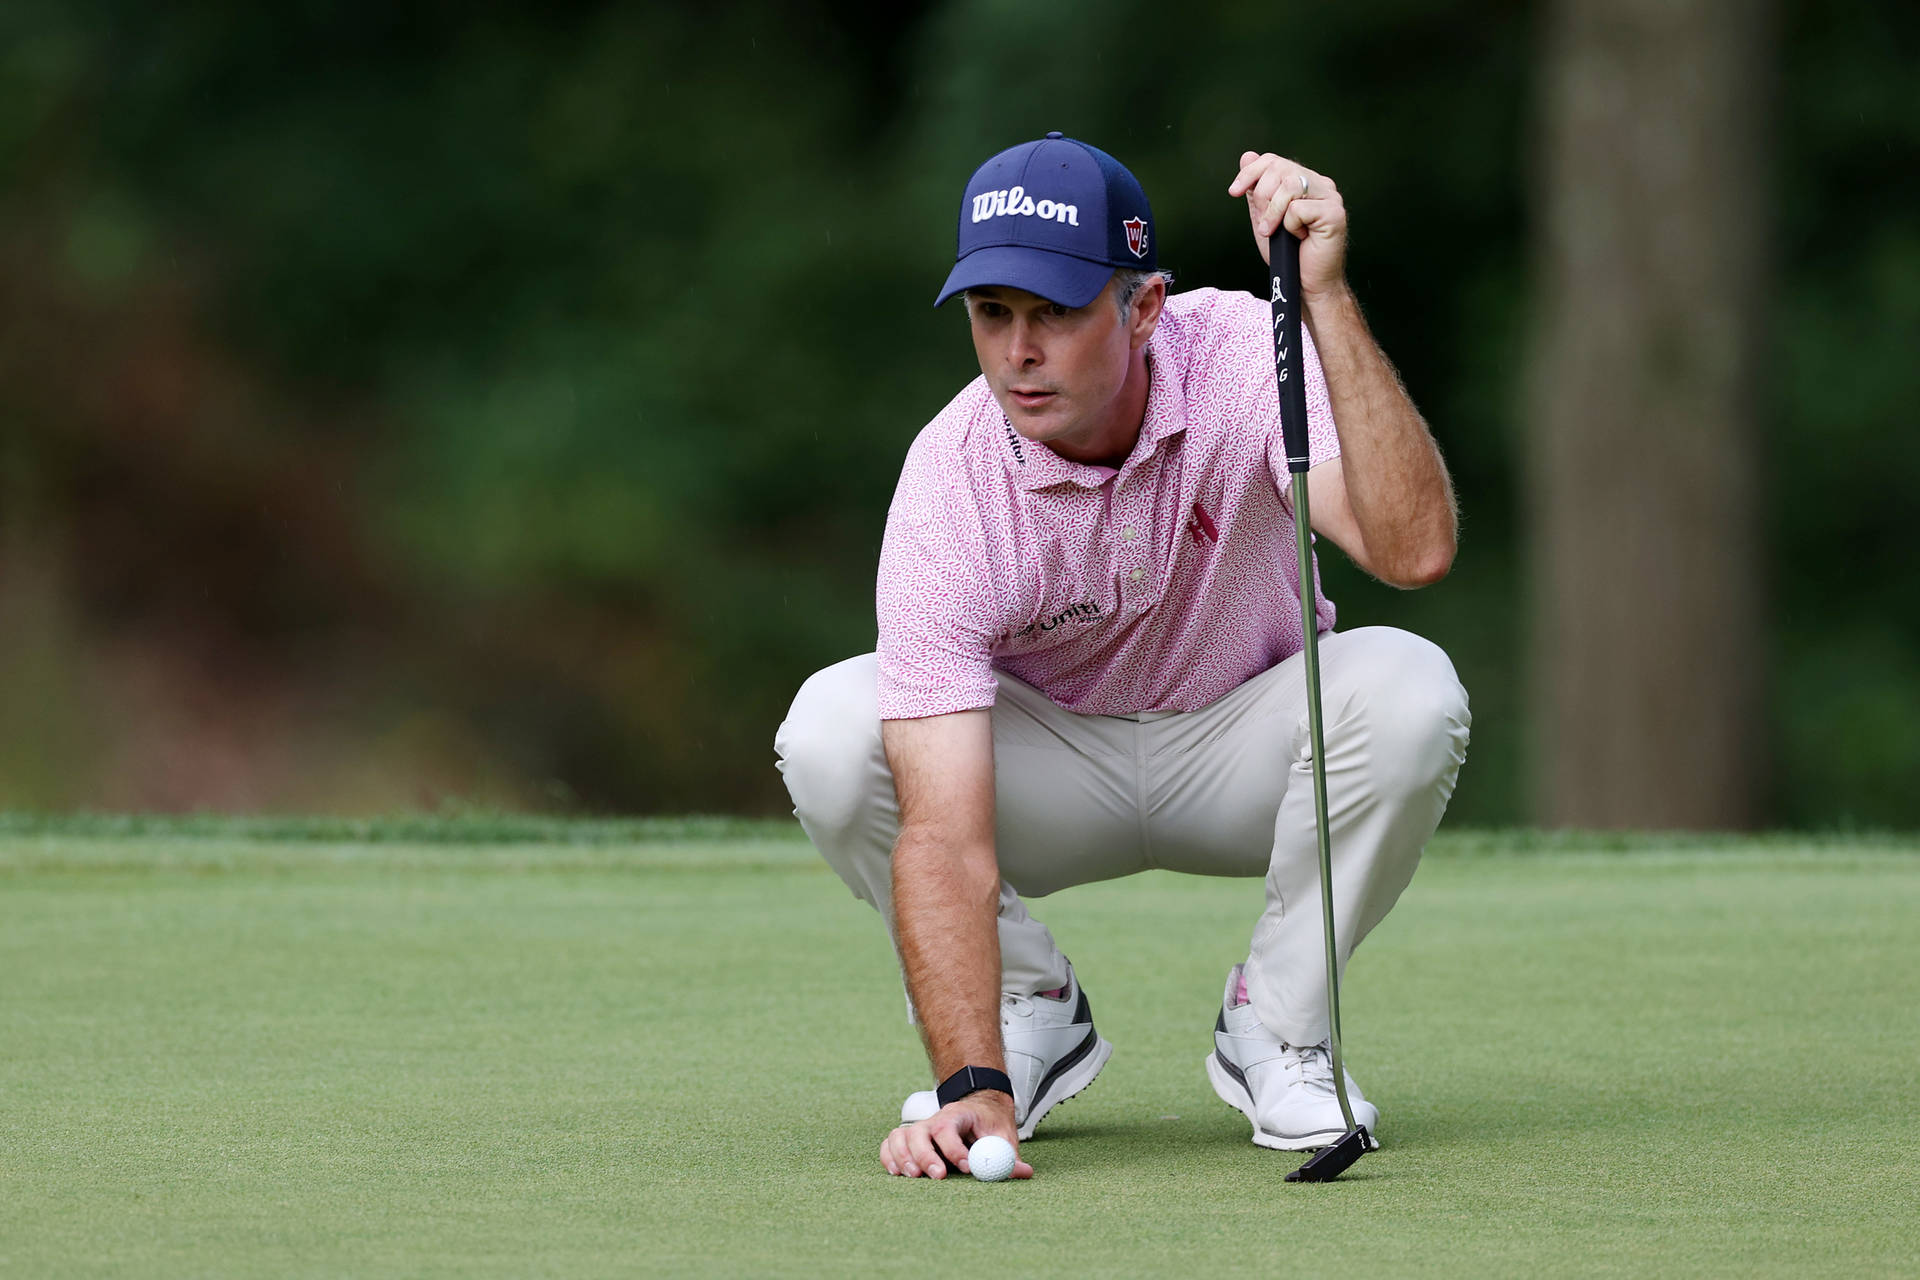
[1129, 568, 1146, 582]
[1121, 527, 1137, 542]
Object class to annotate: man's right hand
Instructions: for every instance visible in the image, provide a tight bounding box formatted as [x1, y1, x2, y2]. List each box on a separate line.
[880, 708, 1024, 1179]
[879, 1091, 1033, 1180]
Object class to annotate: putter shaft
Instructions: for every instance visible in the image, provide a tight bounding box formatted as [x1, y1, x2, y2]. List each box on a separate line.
[1290, 470, 1357, 1136]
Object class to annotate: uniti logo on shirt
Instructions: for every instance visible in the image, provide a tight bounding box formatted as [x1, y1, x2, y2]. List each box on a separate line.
[971, 186, 1081, 226]
[1012, 600, 1103, 640]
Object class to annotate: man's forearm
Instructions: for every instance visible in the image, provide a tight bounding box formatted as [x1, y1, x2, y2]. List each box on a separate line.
[892, 827, 1006, 1081]
[1305, 285, 1457, 584]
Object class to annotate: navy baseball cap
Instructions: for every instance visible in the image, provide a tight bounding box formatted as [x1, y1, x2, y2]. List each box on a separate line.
[935, 132, 1156, 309]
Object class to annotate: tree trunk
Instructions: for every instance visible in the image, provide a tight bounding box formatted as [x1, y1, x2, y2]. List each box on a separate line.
[1526, 0, 1773, 828]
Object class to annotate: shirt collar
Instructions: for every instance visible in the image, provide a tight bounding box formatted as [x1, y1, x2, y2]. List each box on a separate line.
[1003, 340, 1188, 492]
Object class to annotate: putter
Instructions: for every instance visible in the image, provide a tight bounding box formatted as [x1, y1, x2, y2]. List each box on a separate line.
[1266, 229, 1373, 1183]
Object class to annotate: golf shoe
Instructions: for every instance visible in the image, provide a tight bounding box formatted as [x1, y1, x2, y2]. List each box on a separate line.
[898, 962, 1111, 1140]
[1205, 963, 1380, 1151]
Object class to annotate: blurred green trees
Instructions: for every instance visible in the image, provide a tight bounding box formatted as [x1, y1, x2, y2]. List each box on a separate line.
[1, 1, 1914, 824]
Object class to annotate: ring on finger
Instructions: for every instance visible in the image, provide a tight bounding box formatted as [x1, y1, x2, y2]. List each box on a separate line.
[1299, 173, 1309, 196]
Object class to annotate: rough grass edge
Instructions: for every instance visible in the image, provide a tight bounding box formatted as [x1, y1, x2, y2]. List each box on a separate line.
[0, 811, 802, 845]
[0, 812, 1913, 853]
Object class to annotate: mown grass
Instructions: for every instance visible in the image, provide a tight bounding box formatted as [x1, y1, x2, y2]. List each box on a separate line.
[2, 819, 1916, 1277]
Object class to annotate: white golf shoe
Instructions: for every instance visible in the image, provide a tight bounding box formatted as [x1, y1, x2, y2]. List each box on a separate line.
[1204, 964, 1380, 1151]
[898, 962, 1111, 1140]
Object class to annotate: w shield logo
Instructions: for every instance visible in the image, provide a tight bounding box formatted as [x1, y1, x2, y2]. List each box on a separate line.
[1123, 216, 1148, 259]
[1187, 502, 1218, 546]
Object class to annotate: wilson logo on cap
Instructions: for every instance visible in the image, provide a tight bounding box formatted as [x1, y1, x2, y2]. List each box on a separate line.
[970, 185, 1081, 226]
[936, 134, 1155, 309]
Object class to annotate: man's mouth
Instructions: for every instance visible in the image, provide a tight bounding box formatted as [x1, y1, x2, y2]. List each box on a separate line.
[1008, 388, 1057, 409]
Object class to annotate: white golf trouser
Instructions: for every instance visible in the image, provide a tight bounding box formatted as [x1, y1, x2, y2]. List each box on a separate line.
[773, 626, 1470, 1046]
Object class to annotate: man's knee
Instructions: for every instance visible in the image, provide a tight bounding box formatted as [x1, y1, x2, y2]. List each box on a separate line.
[1329, 628, 1471, 795]
[775, 653, 888, 840]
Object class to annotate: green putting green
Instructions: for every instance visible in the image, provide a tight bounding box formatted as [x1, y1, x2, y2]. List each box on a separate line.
[2, 820, 1916, 1277]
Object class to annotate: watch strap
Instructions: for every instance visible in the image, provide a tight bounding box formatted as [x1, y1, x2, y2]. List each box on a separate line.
[935, 1064, 1014, 1109]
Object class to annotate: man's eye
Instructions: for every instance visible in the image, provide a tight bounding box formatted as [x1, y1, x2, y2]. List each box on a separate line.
[1047, 304, 1070, 317]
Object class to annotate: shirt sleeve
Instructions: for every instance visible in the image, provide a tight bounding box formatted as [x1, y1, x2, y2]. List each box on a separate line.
[875, 466, 1002, 720]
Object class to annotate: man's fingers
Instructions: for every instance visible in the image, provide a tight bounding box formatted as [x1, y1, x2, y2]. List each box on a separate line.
[905, 1124, 947, 1179]
[1262, 179, 1337, 235]
[1259, 186, 1298, 239]
[1238, 158, 1335, 236]
[931, 1124, 973, 1174]
[880, 1120, 952, 1179]
[1228, 151, 1265, 196]
[1229, 150, 1287, 197]
[1283, 196, 1343, 238]
[880, 1126, 908, 1176]
[1231, 152, 1323, 197]
[882, 1122, 935, 1178]
[879, 1117, 1034, 1182]
[1248, 157, 1297, 210]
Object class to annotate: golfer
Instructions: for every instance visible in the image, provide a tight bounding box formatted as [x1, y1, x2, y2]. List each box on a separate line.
[775, 134, 1469, 1180]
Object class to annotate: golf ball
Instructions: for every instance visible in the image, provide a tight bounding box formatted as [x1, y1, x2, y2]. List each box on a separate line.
[968, 1135, 1016, 1182]
[900, 1091, 939, 1124]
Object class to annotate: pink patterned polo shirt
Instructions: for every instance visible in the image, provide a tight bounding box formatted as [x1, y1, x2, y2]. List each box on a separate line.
[876, 286, 1341, 720]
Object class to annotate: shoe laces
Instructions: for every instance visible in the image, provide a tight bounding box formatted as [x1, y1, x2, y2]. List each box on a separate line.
[1000, 992, 1033, 1026]
[1280, 1040, 1336, 1092]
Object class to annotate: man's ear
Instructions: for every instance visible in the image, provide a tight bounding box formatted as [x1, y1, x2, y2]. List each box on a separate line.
[1129, 276, 1167, 350]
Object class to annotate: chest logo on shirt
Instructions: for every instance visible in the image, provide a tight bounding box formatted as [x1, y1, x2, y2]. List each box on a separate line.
[1013, 599, 1103, 641]
[1187, 502, 1219, 545]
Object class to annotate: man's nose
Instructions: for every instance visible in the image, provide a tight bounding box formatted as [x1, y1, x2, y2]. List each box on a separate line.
[1007, 317, 1043, 368]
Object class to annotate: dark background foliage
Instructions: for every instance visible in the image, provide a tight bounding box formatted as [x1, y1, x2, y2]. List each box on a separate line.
[1, 1, 1914, 824]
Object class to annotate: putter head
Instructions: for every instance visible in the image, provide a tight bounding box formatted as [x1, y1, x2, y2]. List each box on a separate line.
[1283, 1126, 1372, 1182]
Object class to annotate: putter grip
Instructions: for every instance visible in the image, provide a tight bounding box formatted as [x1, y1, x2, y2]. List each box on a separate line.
[1267, 231, 1311, 475]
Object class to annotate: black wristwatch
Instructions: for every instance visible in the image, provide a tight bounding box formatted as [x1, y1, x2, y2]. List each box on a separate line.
[936, 1064, 1014, 1109]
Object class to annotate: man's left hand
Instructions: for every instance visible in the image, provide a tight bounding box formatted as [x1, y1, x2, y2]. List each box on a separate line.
[1229, 151, 1348, 298]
